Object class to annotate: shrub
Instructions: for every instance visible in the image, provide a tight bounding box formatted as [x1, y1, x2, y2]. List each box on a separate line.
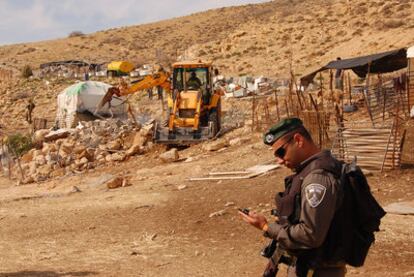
[383, 19, 404, 29]
[21, 65, 33, 78]
[6, 133, 33, 158]
[68, 31, 85, 38]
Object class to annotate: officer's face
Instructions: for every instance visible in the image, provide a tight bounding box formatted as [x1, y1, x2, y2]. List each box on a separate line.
[272, 134, 302, 169]
[272, 136, 295, 169]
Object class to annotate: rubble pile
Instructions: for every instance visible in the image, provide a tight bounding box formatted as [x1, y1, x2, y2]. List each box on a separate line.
[18, 119, 154, 184]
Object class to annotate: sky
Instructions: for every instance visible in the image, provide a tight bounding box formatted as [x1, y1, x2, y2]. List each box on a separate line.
[0, 0, 270, 46]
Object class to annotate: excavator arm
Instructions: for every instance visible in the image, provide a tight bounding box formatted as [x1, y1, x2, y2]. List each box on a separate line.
[119, 71, 171, 95]
[96, 71, 171, 113]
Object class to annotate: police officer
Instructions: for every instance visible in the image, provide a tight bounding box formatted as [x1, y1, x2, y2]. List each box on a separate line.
[239, 118, 347, 277]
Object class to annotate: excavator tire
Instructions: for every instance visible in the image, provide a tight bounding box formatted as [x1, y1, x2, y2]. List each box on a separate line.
[208, 109, 219, 136]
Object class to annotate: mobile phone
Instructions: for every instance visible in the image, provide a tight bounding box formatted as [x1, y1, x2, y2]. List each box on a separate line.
[238, 208, 250, 215]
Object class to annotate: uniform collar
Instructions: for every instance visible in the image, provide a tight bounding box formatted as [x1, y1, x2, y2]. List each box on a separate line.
[294, 150, 332, 173]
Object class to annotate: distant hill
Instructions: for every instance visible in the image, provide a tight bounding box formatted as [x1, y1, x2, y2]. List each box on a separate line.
[0, 0, 413, 79]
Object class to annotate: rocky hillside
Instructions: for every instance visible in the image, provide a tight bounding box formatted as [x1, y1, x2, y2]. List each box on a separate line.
[0, 0, 413, 79]
[0, 0, 413, 135]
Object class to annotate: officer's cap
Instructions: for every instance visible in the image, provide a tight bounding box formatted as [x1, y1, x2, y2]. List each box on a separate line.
[263, 118, 303, 145]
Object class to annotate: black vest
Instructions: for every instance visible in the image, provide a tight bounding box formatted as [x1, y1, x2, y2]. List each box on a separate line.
[275, 151, 350, 267]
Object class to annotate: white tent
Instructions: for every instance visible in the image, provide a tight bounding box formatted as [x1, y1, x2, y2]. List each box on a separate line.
[407, 45, 414, 58]
[56, 81, 127, 128]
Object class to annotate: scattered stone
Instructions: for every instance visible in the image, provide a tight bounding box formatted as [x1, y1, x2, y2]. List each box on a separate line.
[44, 129, 71, 142]
[106, 177, 124, 189]
[69, 186, 81, 193]
[34, 155, 46, 166]
[36, 164, 53, 177]
[159, 148, 179, 163]
[108, 152, 126, 162]
[106, 140, 122, 151]
[73, 145, 87, 155]
[203, 139, 229, 151]
[132, 131, 148, 147]
[177, 185, 187, 190]
[184, 157, 194, 163]
[130, 251, 141, 256]
[61, 142, 75, 154]
[229, 137, 243, 146]
[209, 209, 227, 218]
[33, 129, 50, 143]
[21, 150, 34, 163]
[126, 144, 143, 157]
[50, 168, 66, 178]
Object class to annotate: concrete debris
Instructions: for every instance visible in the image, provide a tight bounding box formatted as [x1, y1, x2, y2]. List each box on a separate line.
[159, 148, 179, 163]
[44, 129, 71, 142]
[202, 139, 229, 151]
[15, 119, 153, 184]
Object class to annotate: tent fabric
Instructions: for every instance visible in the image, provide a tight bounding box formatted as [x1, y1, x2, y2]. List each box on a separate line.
[301, 48, 407, 86]
[408, 46, 414, 58]
[56, 81, 126, 128]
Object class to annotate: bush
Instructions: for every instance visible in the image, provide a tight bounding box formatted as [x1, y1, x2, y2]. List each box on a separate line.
[21, 65, 33, 78]
[68, 31, 85, 38]
[6, 133, 33, 158]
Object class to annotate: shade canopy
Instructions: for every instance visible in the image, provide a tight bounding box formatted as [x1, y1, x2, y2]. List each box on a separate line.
[301, 48, 407, 86]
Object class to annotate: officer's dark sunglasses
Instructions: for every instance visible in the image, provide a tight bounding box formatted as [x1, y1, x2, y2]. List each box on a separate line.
[273, 136, 294, 159]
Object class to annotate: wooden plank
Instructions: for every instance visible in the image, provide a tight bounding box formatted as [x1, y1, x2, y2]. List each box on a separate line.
[189, 164, 279, 181]
[209, 171, 249, 176]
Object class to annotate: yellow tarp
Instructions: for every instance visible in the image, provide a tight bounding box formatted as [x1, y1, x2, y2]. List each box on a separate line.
[107, 61, 134, 74]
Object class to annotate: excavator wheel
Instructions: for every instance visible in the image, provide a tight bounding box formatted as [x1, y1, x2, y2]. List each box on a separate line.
[208, 109, 219, 136]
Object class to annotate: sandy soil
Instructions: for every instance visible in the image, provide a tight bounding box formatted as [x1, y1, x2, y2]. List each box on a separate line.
[1, 133, 413, 277]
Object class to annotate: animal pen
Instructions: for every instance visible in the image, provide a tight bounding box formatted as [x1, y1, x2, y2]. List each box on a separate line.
[251, 48, 413, 171]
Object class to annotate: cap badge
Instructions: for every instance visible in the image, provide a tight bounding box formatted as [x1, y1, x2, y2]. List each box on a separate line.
[265, 134, 275, 144]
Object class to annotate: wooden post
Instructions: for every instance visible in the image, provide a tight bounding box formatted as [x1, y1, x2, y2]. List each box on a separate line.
[284, 98, 290, 118]
[319, 72, 323, 102]
[364, 63, 375, 126]
[392, 97, 400, 169]
[309, 94, 323, 147]
[274, 90, 280, 121]
[347, 72, 352, 105]
[329, 69, 334, 108]
[408, 58, 412, 113]
[264, 98, 271, 129]
[251, 94, 256, 131]
[334, 103, 345, 160]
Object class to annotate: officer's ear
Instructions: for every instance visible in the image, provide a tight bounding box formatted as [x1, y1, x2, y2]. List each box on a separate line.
[293, 133, 305, 148]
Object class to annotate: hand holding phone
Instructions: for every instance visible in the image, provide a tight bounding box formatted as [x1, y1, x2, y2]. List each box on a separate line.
[238, 208, 250, 215]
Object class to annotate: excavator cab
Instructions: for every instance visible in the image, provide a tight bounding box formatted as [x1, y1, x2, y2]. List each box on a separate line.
[154, 61, 223, 144]
[173, 67, 211, 104]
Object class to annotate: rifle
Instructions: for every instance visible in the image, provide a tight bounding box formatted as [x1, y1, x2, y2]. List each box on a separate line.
[261, 240, 294, 277]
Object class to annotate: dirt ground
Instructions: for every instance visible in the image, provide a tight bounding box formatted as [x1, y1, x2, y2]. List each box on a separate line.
[0, 131, 413, 277]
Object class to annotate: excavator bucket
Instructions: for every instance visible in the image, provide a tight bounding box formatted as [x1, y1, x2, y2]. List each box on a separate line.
[153, 121, 217, 145]
[95, 87, 121, 113]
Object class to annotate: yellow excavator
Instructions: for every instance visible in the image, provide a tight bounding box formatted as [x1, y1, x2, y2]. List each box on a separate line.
[98, 60, 224, 144]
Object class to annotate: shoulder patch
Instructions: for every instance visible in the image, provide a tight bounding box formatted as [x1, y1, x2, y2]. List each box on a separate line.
[305, 183, 326, 208]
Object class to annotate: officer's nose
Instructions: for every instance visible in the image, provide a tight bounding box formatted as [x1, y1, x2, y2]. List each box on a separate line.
[275, 157, 285, 165]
